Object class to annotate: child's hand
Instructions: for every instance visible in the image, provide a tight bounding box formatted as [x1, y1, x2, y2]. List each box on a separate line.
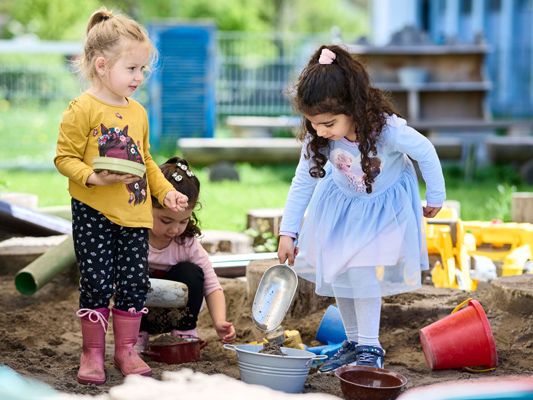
[214, 321, 236, 343]
[164, 190, 188, 212]
[423, 205, 442, 218]
[87, 171, 140, 186]
[278, 235, 297, 266]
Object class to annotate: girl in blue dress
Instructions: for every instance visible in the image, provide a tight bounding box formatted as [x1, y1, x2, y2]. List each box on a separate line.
[277, 45, 446, 372]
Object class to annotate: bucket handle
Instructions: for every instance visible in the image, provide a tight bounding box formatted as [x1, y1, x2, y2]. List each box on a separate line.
[223, 344, 237, 352]
[451, 298, 496, 373]
[450, 298, 472, 314]
[306, 354, 328, 367]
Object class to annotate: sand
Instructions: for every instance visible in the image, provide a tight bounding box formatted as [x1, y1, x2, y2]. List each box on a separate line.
[0, 266, 532, 398]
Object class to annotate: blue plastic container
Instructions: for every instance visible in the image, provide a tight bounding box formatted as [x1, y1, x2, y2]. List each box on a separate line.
[316, 304, 347, 344]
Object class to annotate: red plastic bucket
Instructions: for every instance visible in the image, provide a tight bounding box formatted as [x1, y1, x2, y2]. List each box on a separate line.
[419, 298, 497, 370]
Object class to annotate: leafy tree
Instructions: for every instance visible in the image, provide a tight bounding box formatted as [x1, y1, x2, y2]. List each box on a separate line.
[5, 0, 100, 40]
[1, 0, 368, 39]
[103, 0, 368, 34]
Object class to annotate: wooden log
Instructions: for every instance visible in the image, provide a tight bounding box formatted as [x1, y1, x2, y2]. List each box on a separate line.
[246, 259, 332, 320]
[145, 278, 188, 308]
[246, 208, 284, 237]
[511, 192, 533, 223]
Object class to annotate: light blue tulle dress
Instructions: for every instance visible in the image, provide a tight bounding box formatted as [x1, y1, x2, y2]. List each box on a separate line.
[279, 115, 446, 299]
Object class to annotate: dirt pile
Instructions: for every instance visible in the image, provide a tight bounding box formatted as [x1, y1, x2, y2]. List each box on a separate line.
[0, 268, 532, 398]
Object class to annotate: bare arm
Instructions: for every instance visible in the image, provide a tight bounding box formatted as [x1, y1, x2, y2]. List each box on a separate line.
[205, 289, 235, 343]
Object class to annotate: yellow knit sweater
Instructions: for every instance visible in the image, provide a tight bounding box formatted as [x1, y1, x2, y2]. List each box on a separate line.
[54, 92, 173, 228]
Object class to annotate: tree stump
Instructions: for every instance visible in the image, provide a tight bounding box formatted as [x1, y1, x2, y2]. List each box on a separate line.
[246, 208, 284, 237]
[246, 259, 332, 320]
[199, 230, 253, 254]
[489, 275, 533, 316]
[511, 192, 533, 223]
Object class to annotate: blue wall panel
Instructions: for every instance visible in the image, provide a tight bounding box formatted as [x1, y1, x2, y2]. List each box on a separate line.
[148, 23, 216, 149]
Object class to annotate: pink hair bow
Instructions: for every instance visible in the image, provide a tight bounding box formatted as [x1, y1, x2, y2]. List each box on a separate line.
[318, 48, 336, 65]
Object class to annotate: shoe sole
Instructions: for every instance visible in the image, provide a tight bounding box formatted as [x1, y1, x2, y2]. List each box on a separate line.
[114, 361, 152, 377]
[77, 375, 106, 385]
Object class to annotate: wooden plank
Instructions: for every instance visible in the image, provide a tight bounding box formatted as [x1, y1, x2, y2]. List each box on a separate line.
[0, 200, 72, 237]
[346, 44, 489, 55]
[178, 137, 301, 164]
[486, 136, 533, 163]
[179, 135, 465, 165]
[225, 116, 300, 138]
[210, 252, 278, 278]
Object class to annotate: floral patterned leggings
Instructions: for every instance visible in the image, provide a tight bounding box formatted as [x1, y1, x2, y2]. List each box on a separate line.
[71, 199, 149, 311]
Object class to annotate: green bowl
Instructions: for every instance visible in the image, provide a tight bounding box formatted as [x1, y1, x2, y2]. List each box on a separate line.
[92, 157, 146, 178]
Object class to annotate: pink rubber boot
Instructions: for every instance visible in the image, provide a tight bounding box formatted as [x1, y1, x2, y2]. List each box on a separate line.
[134, 331, 149, 354]
[76, 307, 110, 385]
[112, 307, 152, 377]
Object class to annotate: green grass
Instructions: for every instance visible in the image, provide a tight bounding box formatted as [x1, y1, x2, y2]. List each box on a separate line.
[0, 164, 295, 232]
[1, 103, 532, 232]
[1, 163, 532, 233]
[0, 101, 66, 167]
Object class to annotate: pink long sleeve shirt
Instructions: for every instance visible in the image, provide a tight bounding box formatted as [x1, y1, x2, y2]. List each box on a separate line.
[148, 237, 222, 297]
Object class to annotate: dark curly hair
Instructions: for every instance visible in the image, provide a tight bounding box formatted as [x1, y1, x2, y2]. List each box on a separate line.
[294, 44, 398, 193]
[152, 157, 201, 243]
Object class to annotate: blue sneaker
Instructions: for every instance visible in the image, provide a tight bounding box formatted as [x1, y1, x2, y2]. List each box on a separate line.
[318, 340, 358, 373]
[355, 345, 385, 368]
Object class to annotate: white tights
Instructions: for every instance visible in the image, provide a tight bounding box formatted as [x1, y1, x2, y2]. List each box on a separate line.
[335, 296, 382, 348]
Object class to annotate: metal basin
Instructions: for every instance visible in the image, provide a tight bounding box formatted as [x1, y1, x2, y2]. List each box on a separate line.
[252, 264, 298, 332]
[224, 344, 326, 393]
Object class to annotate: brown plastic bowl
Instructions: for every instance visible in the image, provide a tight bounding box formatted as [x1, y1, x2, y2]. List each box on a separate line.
[143, 338, 206, 364]
[335, 365, 408, 400]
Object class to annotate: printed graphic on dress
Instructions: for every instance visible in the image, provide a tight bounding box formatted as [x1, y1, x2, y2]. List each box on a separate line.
[97, 123, 147, 205]
[331, 148, 382, 192]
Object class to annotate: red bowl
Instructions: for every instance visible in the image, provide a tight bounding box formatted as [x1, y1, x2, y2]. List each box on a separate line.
[143, 338, 206, 364]
[335, 365, 408, 400]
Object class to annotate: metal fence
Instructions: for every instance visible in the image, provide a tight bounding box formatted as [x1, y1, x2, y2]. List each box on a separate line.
[216, 31, 329, 117]
[0, 64, 80, 104]
[0, 31, 529, 117]
[0, 32, 330, 117]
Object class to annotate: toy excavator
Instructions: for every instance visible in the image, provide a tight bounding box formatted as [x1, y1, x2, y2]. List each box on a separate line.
[425, 207, 533, 291]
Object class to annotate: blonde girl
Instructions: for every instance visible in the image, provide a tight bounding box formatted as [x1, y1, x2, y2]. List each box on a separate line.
[54, 7, 187, 385]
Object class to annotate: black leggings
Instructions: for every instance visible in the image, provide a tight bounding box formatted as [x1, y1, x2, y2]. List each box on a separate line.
[71, 199, 149, 311]
[140, 261, 205, 334]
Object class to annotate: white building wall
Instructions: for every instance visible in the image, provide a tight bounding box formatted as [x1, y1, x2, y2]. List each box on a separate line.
[371, 0, 418, 45]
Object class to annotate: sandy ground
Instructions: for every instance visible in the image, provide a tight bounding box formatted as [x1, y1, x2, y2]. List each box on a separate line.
[1, 265, 532, 398]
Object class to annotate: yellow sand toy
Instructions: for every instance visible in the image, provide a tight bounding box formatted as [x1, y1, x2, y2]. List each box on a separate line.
[462, 220, 533, 276]
[425, 208, 478, 291]
[425, 207, 533, 291]
[248, 329, 306, 350]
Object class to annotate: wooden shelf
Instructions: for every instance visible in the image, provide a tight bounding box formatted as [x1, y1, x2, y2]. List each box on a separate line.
[375, 81, 492, 92]
[349, 44, 492, 126]
[346, 44, 490, 55]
